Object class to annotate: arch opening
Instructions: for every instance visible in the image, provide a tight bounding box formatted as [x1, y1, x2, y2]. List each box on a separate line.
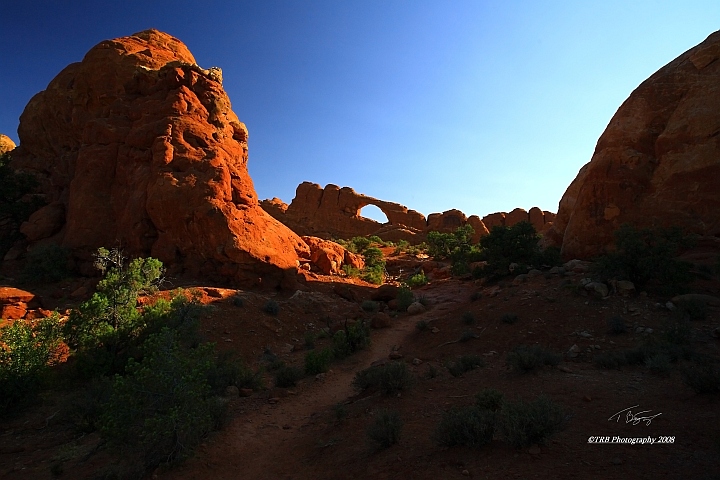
[359, 204, 389, 224]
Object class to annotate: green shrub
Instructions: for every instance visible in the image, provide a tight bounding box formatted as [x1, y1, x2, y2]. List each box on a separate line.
[232, 295, 244, 307]
[645, 353, 672, 376]
[351, 236, 371, 253]
[64, 248, 164, 376]
[682, 362, 720, 394]
[396, 286, 414, 312]
[506, 345, 560, 373]
[263, 299, 280, 316]
[415, 320, 429, 332]
[304, 331, 316, 349]
[675, 299, 708, 321]
[501, 313, 518, 324]
[434, 406, 496, 447]
[305, 348, 333, 375]
[607, 315, 627, 334]
[99, 328, 225, 470]
[363, 246, 385, 269]
[407, 271, 428, 287]
[477, 222, 542, 279]
[446, 354, 485, 377]
[470, 291, 482, 302]
[274, 365, 303, 388]
[462, 311, 476, 325]
[361, 264, 385, 285]
[0, 314, 64, 415]
[21, 244, 70, 284]
[393, 240, 410, 255]
[663, 318, 692, 345]
[459, 330, 478, 342]
[594, 351, 628, 370]
[332, 320, 370, 359]
[353, 361, 414, 394]
[361, 300, 380, 313]
[334, 402, 348, 422]
[498, 395, 568, 447]
[592, 224, 693, 295]
[367, 409, 402, 450]
[342, 264, 361, 277]
[475, 388, 505, 412]
[205, 351, 263, 392]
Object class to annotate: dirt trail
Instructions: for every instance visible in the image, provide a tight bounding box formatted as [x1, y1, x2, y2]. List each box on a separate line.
[163, 283, 462, 479]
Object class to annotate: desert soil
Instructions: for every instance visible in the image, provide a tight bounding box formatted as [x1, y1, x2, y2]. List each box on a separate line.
[1, 254, 719, 480]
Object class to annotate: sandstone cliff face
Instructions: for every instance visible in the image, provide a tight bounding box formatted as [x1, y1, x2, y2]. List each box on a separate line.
[12, 30, 309, 286]
[549, 31, 720, 259]
[0, 134, 15, 155]
[261, 182, 555, 243]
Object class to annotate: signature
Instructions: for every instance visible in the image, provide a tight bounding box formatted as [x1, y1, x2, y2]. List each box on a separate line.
[609, 405, 662, 426]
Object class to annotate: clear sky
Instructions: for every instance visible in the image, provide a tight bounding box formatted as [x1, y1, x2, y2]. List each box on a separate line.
[1, 1, 719, 223]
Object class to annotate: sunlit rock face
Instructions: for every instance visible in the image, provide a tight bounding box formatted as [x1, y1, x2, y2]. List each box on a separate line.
[548, 31, 720, 259]
[12, 29, 309, 286]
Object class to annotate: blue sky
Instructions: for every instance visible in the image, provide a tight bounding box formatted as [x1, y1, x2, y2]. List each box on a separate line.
[1, 1, 719, 223]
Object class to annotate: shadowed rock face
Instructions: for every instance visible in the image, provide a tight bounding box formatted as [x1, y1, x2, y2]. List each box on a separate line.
[12, 29, 309, 286]
[261, 182, 555, 243]
[547, 31, 720, 259]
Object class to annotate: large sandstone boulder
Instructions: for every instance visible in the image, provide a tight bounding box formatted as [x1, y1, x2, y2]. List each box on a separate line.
[11, 29, 309, 286]
[0, 134, 15, 155]
[550, 31, 720, 259]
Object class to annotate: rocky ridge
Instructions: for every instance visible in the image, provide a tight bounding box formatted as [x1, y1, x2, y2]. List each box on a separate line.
[261, 182, 556, 243]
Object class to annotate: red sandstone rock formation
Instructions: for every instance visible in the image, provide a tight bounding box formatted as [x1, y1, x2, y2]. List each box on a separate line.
[261, 182, 427, 240]
[0, 134, 15, 155]
[301, 236, 364, 275]
[11, 30, 309, 286]
[547, 31, 720, 259]
[261, 182, 555, 243]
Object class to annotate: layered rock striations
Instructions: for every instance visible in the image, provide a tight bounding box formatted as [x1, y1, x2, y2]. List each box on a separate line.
[547, 31, 720, 259]
[261, 182, 556, 243]
[12, 29, 309, 286]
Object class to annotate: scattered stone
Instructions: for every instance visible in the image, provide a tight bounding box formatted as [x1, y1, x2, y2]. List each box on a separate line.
[558, 365, 573, 373]
[371, 284, 399, 302]
[268, 397, 280, 404]
[665, 302, 676, 311]
[512, 274, 529, 285]
[527, 269, 542, 277]
[370, 313, 392, 329]
[585, 282, 609, 298]
[671, 293, 720, 307]
[0, 287, 35, 304]
[431, 327, 440, 334]
[616, 280, 635, 296]
[461, 470, 470, 476]
[315, 373, 326, 381]
[225, 385, 240, 397]
[579, 331, 592, 338]
[407, 302, 426, 315]
[567, 344, 580, 358]
[389, 351, 403, 360]
[594, 345, 601, 349]
[412, 358, 422, 365]
[583, 395, 592, 402]
[635, 327, 645, 334]
[644, 328, 653, 334]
